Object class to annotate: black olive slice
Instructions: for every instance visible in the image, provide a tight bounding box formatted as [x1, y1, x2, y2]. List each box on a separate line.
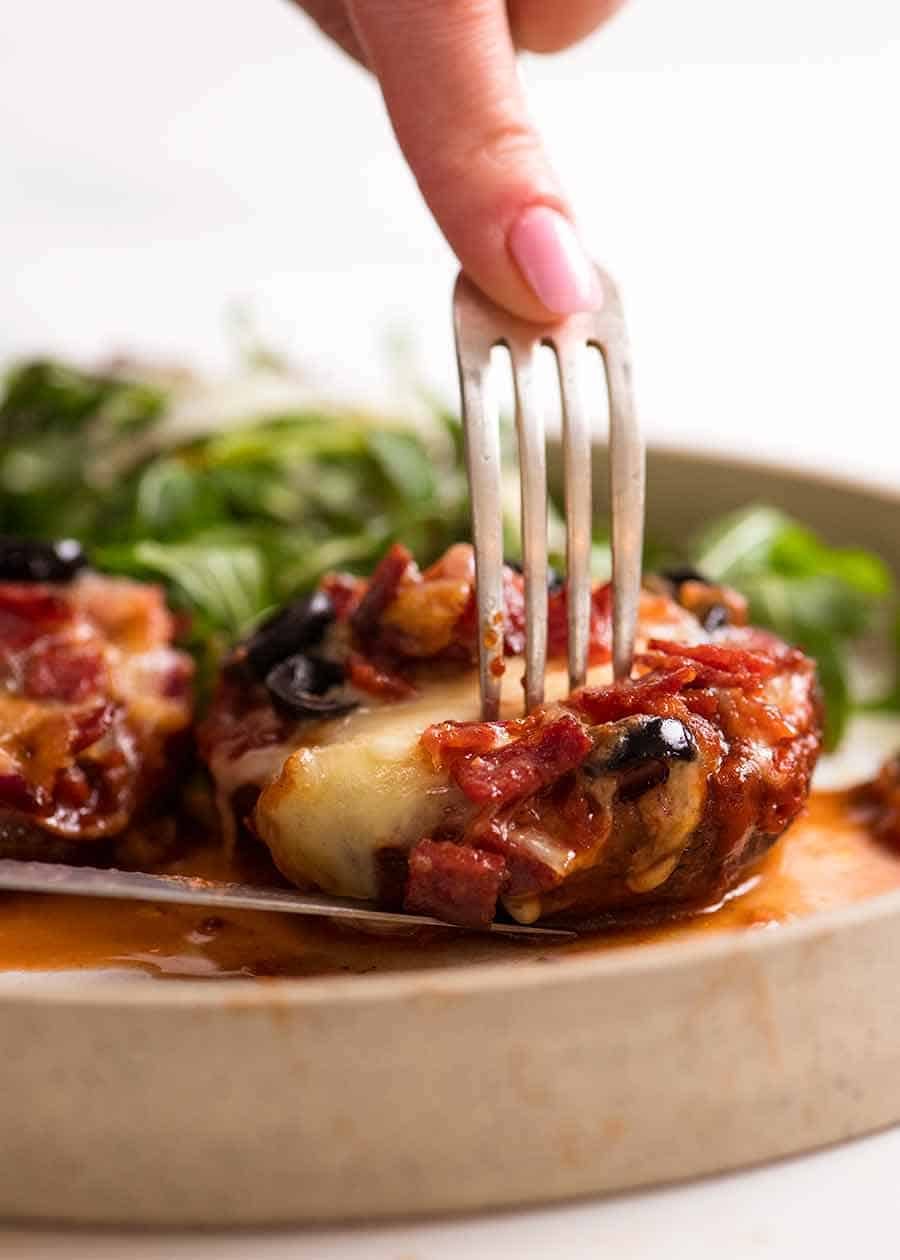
[660, 565, 709, 589]
[243, 590, 336, 679]
[583, 715, 697, 778]
[264, 654, 358, 720]
[0, 537, 88, 584]
[702, 603, 731, 632]
[606, 716, 696, 770]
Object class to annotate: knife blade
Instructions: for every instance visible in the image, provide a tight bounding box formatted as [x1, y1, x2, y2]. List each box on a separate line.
[0, 859, 576, 940]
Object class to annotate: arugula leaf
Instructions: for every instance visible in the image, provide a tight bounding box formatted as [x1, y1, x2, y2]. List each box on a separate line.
[2, 359, 897, 747]
[97, 534, 270, 632]
[0, 360, 478, 671]
[694, 506, 892, 598]
[689, 505, 896, 748]
[365, 429, 436, 503]
[95, 532, 274, 698]
[0, 359, 163, 439]
[0, 360, 167, 539]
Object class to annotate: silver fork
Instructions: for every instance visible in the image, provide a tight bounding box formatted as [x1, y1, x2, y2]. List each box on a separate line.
[453, 266, 645, 719]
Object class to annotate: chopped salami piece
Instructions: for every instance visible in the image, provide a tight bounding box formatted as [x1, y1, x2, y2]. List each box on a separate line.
[547, 582, 613, 664]
[446, 713, 594, 807]
[421, 720, 509, 766]
[404, 838, 506, 927]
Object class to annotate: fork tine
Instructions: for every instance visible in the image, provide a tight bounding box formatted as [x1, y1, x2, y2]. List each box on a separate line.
[454, 266, 643, 718]
[510, 342, 548, 711]
[453, 277, 504, 720]
[590, 271, 644, 680]
[554, 335, 593, 691]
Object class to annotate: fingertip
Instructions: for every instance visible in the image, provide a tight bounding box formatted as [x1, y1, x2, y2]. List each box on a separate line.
[507, 206, 602, 317]
[509, 0, 627, 54]
[348, 0, 601, 324]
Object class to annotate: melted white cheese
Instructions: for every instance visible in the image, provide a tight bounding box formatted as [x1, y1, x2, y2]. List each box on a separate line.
[244, 598, 705, 908]
[255, 659, 582, 898]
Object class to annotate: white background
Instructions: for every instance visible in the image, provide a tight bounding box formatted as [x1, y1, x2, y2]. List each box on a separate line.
[2, 0, 899, 482]
[1, 1, 899, 1255]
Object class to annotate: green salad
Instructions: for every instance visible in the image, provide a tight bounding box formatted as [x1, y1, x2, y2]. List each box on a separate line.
[0, 357, 895, 747]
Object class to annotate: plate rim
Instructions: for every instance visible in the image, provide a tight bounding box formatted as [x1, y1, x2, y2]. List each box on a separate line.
[1, 874, 899, 1010]
[2, 446, 898, 1012]
[641, 436, 900, 506]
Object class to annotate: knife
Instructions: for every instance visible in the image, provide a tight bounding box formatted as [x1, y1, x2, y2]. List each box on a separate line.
[0, 859, 575, 940]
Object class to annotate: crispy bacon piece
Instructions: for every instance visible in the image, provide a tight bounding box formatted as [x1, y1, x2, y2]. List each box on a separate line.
[565, 666, 698, 725]
[641, 639, 780, 689]
[404, 838, 507, 927]
[320, 571, 363, 622]
[564, 641, 785, 728]
[322, 545, 616, 684]
[350, 543, 416, 641]
[647, 639, 778, 674]
[346, 651, 416, 700]
[319, 547, 751, 688]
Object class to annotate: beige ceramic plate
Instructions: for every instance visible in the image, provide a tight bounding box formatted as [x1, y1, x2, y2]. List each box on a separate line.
[1, 447, 899, 1227]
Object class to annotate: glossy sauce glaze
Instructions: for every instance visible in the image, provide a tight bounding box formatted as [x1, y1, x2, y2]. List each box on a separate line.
[0, 790, 897, 981]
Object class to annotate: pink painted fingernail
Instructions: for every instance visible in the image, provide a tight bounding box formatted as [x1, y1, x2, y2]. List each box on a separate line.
[508, 206, 602, 315]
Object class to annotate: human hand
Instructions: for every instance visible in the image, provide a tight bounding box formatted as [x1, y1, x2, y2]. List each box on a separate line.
[296, 0, 626, 321]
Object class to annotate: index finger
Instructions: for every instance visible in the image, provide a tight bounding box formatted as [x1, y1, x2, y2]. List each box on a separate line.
[347, 0, 601, 321]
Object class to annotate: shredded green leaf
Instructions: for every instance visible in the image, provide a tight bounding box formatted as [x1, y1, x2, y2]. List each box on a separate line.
[1, 359, 896, 741]
[687, 505, 896, 747]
